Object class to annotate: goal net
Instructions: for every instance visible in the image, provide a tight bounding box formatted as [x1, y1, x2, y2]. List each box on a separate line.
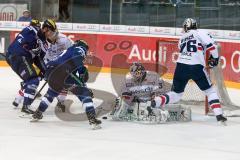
[156, 38, 240, 116]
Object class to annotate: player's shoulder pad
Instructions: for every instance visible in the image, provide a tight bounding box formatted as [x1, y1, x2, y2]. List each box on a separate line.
[22, 26, 36, 35]
[57, 33, 70, 42]
[57, 33, 72, 47]
[58, 33, 67, 38]
[197, 29, 209, 36]
[197, 29, 213, 39]
[197, 29, 215, 44]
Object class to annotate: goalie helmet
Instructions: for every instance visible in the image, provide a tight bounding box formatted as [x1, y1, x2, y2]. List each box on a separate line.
[130, 62, 146, 82]
[183, 18, 197, 32]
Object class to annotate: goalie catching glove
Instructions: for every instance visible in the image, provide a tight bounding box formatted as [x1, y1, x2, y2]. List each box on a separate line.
[208, 55, 219, 68]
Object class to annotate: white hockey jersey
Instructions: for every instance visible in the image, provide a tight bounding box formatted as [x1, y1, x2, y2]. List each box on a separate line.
[177, 29, 218, 66]
[44, 33, 72, 63]
[121, 71, 170, 102]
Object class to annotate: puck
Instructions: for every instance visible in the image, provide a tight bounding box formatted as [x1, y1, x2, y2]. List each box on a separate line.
[102, 116, 108, 119]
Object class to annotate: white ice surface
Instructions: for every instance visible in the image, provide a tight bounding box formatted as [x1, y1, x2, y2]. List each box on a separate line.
[1, 67, 240, 160]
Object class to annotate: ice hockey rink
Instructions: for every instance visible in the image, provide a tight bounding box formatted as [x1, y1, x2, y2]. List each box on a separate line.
[1, 67, 240, 160]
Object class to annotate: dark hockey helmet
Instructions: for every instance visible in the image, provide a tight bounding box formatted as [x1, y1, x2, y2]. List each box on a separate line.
[30, 19, 41, 30]
[183, 18, 197, 32]
[130, 62, 146, 82]
[73, 39, 89, 51]
[42, 19, 57, 32]
[71, 39, 89, 59]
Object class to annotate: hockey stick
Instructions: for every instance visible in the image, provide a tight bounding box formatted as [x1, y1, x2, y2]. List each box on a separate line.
[0, 51, 46, 104]
[32, 81, 47, 102]
[67, 69, 86, 87]
[0, 52, 6, 58]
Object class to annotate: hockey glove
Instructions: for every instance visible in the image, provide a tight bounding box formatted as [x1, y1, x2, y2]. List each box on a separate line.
[208, 55, 219, 68]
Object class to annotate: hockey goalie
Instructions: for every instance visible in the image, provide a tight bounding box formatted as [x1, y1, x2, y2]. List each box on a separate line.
[109, 62, 191, 124]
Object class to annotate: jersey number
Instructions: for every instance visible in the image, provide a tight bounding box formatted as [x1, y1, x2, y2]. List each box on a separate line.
[180, 40, 197, 53]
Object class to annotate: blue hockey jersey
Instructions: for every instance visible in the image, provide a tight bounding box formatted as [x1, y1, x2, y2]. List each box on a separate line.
[47, 44, 87, 68]
[46, 44, 88, 85]
[7, 25, 47, 59]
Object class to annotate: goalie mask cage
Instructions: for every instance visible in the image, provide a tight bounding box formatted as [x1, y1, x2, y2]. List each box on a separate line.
[156, 38, 240, 115]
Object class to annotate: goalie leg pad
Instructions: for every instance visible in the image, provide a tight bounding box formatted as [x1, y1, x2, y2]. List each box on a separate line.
[109, 99, 191, 123]
[138, 104, 191, 123]
[110, 98, 137, 121]
[165, 104, 192, 122]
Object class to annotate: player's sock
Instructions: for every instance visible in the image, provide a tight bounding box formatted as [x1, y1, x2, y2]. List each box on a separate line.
[209, 99, 227, 122]
[23, 78, 39, 106]
[13, 89, 24, 107]
[38, 89, 58, 112]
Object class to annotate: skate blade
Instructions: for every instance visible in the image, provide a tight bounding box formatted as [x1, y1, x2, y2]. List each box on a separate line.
[91, 124, 102, 130]
[19, 113, 32, 118]
[219, 121, 227, 126]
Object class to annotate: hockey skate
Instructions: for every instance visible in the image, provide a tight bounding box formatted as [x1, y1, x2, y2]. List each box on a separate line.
[216, 114, 227, 126]
[19, 105, 34, 118]
[30, 109, 43, 122]
[12, 100, 19, 108]
[86, 109, 102, 130]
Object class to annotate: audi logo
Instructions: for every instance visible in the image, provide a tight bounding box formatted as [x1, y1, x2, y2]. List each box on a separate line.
[231, 50, 240, 73]
[104, 41, 132, 52]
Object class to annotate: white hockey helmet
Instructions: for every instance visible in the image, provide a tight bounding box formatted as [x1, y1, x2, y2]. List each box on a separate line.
[183, 18, 197, 32]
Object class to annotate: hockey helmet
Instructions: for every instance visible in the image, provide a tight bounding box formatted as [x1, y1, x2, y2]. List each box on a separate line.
[30, 19, 41, 30]
[183, 18, 197, 32]
[42, 19, 57, 32]
[71, 39, 89, 58]
[130, 62, 146, 82]
[73, 39, 89, 51]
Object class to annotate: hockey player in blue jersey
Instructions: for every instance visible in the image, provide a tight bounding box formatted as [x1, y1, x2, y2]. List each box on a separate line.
[6, 19, 58, 115]
[31, 40, 101, 129]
